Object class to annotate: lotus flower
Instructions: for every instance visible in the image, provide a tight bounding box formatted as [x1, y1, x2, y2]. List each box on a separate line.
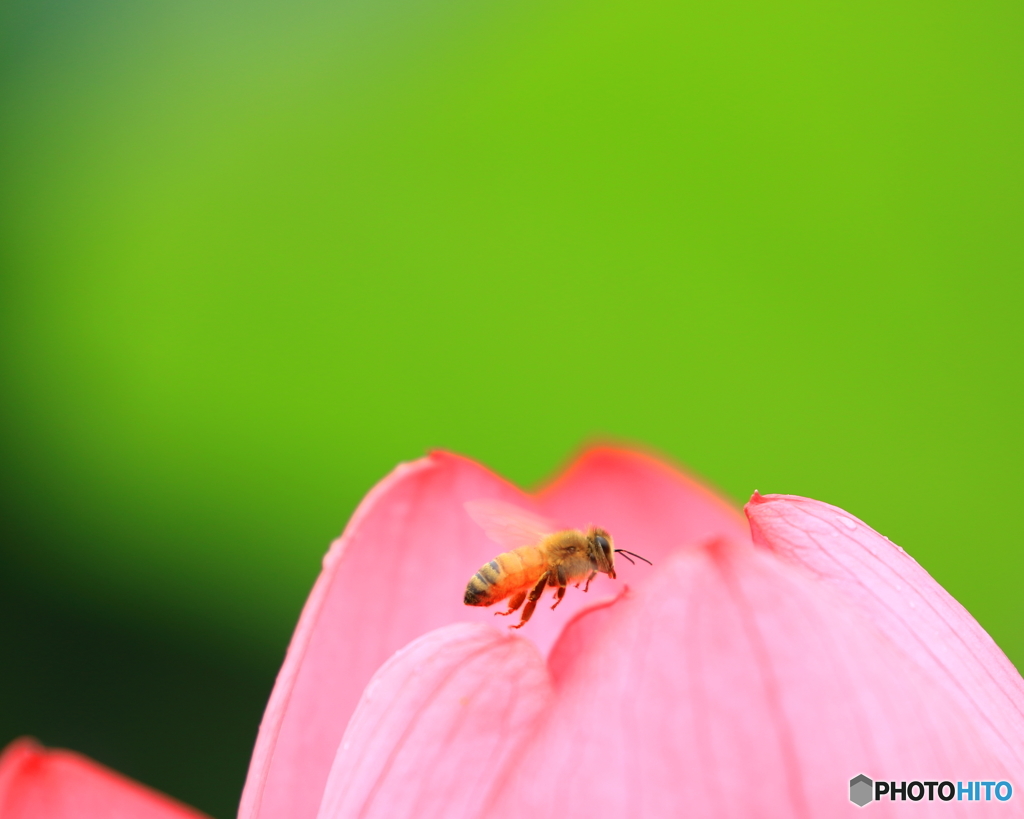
[3, 448, 1023, 818]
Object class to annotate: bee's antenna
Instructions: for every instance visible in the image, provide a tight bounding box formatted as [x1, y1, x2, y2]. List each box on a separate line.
[615, 549, 653, 566]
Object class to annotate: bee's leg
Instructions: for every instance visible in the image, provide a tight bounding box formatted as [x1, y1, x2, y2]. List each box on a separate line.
[582, 571, 597, 593]
[510, 572, 549, 629]
[494, 591, 526, 617]
[551, 565, 568, 609]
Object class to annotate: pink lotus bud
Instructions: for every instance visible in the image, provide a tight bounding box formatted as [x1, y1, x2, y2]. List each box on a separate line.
[5, 449, 1021, 818]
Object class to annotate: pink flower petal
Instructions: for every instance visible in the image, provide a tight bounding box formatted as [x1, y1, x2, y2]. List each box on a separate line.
[0, 738, 206, 819]
[241, 448, 747, 819]
[746, 493, 1024, 775]
[240, 454, 526, 819]
[491, 539, 1019, 818]
[316, 623, 550, 819]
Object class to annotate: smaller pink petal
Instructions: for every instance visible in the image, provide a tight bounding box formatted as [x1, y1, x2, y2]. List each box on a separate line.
[316, 623, 551, 819]
[491, 539, 1018, 819]
[0, 738, 206, 819]
[746, 493, 1024, 773]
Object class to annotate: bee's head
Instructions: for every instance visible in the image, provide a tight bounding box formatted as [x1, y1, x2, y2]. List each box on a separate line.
[586, 527, 616, 579]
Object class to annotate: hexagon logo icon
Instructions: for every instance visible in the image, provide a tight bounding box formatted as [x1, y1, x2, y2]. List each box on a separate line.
[850, 774, 874, 807]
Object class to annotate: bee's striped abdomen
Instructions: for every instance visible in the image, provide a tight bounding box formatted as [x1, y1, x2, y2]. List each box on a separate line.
[464, 546, 545, 607]
[464, 559, 503, 606]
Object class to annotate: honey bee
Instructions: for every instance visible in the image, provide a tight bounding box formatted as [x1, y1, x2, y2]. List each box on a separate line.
[462, 500, 651, 629]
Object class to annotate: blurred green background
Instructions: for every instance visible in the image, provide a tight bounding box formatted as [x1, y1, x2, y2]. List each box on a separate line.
[0, 0, 1021, 814]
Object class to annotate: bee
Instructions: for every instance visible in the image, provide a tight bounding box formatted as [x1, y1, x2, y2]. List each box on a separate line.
[462, 500, 651, 629]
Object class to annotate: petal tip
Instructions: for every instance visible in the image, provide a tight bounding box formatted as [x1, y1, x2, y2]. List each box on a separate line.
[0, 739, 208, 819]
[0, 738, 44, 788]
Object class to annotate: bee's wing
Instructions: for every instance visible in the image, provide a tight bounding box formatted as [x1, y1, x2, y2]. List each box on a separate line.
[464, 499, 560, 549]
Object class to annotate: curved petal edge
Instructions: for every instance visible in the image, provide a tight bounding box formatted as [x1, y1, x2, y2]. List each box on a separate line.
[317, 623, 551, 819]
[746, 492, 1024, 775]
